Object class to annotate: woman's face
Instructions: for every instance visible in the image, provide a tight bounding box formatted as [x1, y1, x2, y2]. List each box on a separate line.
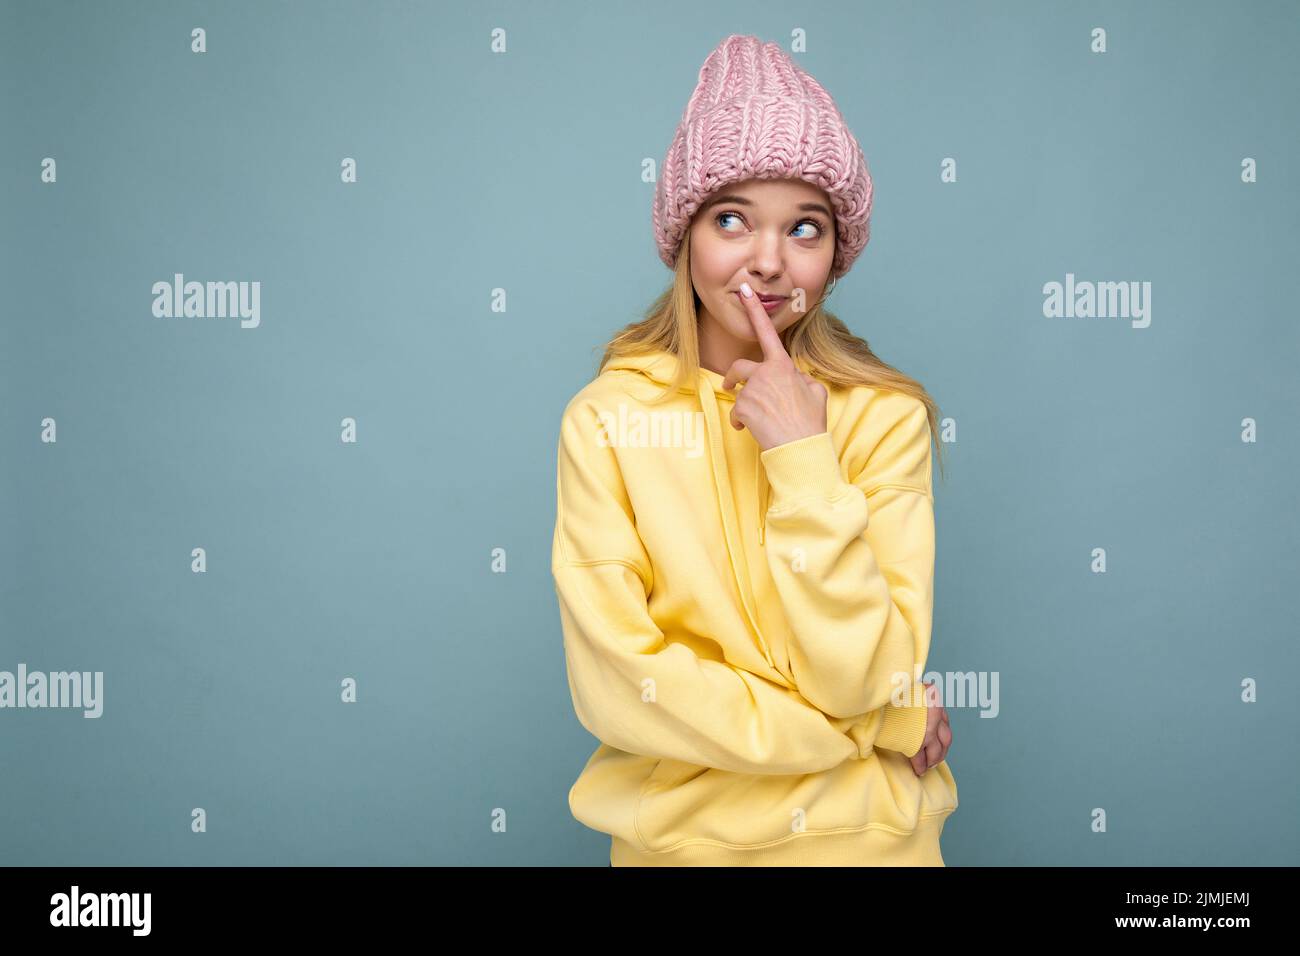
[688, 177, 836, 353]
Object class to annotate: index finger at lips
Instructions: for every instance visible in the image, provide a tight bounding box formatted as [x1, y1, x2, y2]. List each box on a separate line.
[738, 284, 790, 364]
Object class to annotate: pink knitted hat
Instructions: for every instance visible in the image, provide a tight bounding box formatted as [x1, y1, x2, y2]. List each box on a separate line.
[652, 33, 873, 280]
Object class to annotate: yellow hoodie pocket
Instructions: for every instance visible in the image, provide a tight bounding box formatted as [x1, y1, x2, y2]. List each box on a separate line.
[633, 753, 958, 854]
[633, 757, 712, 853]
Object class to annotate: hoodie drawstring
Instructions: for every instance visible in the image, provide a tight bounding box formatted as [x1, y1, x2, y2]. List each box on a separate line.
[697, 371, 776, 671]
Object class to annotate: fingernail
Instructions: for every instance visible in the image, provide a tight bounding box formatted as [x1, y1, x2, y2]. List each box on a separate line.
[739, 282, 754, 298]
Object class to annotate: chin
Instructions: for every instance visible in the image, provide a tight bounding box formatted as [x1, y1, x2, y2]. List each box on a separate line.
[728, 319, 760, 340]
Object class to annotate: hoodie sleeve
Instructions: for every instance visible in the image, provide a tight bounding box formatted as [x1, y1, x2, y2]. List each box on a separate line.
[553, 396, 893, 776]
[758, 396, 938, 743]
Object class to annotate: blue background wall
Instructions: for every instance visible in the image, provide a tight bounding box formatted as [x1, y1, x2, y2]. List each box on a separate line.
[2, 0, 1296, 865]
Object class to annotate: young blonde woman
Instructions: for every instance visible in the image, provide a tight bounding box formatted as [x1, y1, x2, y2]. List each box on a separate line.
[552, 34, 958, 866]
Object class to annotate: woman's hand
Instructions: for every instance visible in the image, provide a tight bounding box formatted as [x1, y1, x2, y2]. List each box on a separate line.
[910, 680, 953, 776]
[720, 283, 829, 452]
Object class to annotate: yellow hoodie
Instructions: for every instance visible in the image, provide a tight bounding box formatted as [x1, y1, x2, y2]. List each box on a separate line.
[552, 348, 958, 865]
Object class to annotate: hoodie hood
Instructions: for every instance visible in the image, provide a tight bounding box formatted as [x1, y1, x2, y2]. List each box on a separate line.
[603, 349, 776, 669]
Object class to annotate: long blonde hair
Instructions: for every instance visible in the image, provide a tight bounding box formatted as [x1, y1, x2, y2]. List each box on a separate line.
[595, 228, 948, 483]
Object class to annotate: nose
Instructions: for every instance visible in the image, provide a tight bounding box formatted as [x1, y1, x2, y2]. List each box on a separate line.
[747, 233, 785, 282]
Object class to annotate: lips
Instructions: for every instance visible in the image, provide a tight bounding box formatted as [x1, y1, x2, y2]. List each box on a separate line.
[757, 294, 787, 304]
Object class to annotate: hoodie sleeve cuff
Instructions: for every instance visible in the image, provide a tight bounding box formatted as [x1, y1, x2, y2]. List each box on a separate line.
[874, 682, 931, 757]
[759, 431, 849, 507]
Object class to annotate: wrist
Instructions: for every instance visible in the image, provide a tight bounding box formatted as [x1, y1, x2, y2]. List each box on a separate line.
[875, 682, 931, 757]
[758, 431, 845, 505]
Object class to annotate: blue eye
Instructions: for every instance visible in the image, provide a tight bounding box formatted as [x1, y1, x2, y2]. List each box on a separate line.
[715, 211, 824, 240]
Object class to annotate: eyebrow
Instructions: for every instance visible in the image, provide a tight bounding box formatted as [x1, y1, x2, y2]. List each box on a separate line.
[702, 193, 834, 221]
